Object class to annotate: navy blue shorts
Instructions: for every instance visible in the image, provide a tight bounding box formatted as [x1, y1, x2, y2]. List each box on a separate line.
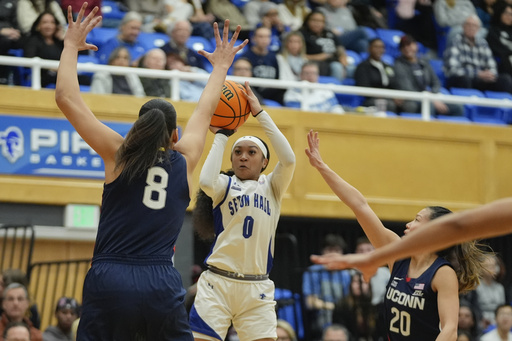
[77, 257, 193, 341]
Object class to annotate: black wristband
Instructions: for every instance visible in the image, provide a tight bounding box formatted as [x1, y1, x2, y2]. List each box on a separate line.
[216, 129, 235, 137]
[254, 109, 264, 117]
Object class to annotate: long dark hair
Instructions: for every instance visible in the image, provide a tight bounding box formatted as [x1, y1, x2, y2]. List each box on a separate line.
[115, 99, 176, 183]
[29, 11, 60, 38]
[426, 206, 489, 293]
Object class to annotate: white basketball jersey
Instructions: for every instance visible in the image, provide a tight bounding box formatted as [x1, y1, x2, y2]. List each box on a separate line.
[206, 173, 280, 275]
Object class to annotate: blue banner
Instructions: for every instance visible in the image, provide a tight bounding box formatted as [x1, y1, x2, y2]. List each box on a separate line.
[0, 114, 133, 179]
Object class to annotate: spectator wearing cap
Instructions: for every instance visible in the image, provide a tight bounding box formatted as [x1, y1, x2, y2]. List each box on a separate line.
[42, 297, 79, 341]
[0, 283, 42, 341]
[394, 35, 464, 116]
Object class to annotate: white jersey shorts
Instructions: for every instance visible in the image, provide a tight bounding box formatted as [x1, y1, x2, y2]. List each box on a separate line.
[190, 270, 277, 341]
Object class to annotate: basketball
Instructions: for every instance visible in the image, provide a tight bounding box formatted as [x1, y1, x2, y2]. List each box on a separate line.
[211, 80, 251, 130]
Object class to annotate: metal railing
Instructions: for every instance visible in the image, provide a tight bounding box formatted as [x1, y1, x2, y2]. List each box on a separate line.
[0, 224, 35, 276]
[2, 55, 512, 121]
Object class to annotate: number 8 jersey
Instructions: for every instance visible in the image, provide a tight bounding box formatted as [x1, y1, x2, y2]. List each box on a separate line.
[385, 257, 452, 341]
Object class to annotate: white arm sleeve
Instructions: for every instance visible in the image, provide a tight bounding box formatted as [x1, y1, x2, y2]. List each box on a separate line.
[199, 133, 230, 202]
[256, 111, 296, 201]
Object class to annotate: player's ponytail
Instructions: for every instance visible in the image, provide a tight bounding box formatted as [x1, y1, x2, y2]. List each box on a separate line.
[116, 108, 172, 183]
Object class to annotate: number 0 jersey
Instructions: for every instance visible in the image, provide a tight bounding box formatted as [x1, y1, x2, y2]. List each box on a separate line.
[385, 257, 452, 341]
[93, 150, 189, 259]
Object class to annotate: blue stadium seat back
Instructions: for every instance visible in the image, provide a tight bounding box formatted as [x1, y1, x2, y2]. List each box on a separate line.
[345, 50, 362, 67]
[360, 52, 368, 60]
[429, 59, 445, 86]
[274, 288, 304, 340]
[470, 116, 507, 125]
[433, 17, 450, 59]
[381, 53, 395, 65]
[187, 35, 214, 53]
[449, 87, 487, 120]
[376, 28, 405, 57]
[87, 27, 118, 50]
[101, 1, 127, 20]
[399, 112, 422, 119]
[484, 90, 512, 121]
[341, 78, 355, 86]
[80, 85, 91, 92]
[263, 99, 283, 107]
[439, 87, 450, 95]
[139, 32, 170, 49]
[336, 93, 363, 108]
[77, 55, 100, 78]
[385, 0, 399, 29]
[435, 115, 472, 123]
[385, 111, 398, 117]
[362, 26, 377, 40]
[231, 0, 250, 8]
[318, 76, 342, 85]
[7, 49, 31, 86]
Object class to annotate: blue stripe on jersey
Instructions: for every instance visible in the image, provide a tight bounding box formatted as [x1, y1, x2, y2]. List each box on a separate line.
[189, 305, 223, 340]
[266, 236, 273, 274]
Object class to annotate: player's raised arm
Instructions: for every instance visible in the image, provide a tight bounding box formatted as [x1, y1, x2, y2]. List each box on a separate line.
[55, 3, 123, 170]
[174, 21, 248, 177]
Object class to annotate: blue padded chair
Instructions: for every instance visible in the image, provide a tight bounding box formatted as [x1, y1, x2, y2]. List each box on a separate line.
[87, 27, 118, 50]
[317, 76, 363, 108]
[485, 91, 512, 124]
[101, 0, 126, 27]
[139, 32, 169, 49]
[429, 59, 445, 87]
[399, 112, 422, 119]
[450, 87, 506, 124]
[362, 26, 377, 40]
[435, 115, 472, 123]
[274, 288, 304, 340]
[345, 50, 362, 68]
[187, 35, 214, 53]
[376, 28, 405, 58]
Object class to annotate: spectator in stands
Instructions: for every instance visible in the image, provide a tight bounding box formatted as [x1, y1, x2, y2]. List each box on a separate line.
[243, 0, 272, 31]
[474, 0, 495, 30]
[321, 323, 350, 341]
[480, 304, 512, 341]
[91, 47, 145, 96]
[444, 14, 512, 94]
[22, 11, 63, 88]
[97, 11, 149, 65]
[138, 48, 170, 98]
[205, 0, 250, 40]
[487, 2, 512, 76]
[188, 0, 215, 39]
[433, 0, 480, 45]
[393, 0, 438, 53]
[16, 0, 67, 36]
[277, 31, 307, 81]
[165, 51, 208, 102]
[317, 0, 370, 54]
[394, 35, 464, 116]
[302, 234, 351, 340]
[160, 20, 206, 70]
[354, 38, 401, 113]
[123, 0, 166, 33]
[277, 0, 311, 31]
[0, 0, 23, 85]
[476, 254, 506, 329]
[333, 271, 378, 340]
[59, 0, 102, 20]
[0, 270, 40, 330]
[299, 10, 349, 82]
[283, 62, 345, 113]
[256, 2, 290, 52]
[231, 58, 265, 103]
[0, 283, 42, 341]
[3, 321, 31, 341]
[458, 301, 483, 340]
[240, 26, 284, 104]
[276, 319, 297, 341]
[42, 297, 80, 341]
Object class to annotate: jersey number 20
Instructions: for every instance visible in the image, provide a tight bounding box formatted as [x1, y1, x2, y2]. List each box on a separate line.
[143, 167, 168, 209]
[389, 307, 411, 336]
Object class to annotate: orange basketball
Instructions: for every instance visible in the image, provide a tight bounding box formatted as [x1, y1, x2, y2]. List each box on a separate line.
[211, 80, 251, 130]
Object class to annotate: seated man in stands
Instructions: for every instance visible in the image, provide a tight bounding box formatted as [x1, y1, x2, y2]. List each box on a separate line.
[160, 20, 206, 70]
[43, 297, 80, 341]
[0, 283, 42, 341]
[444, 15, 512, 94]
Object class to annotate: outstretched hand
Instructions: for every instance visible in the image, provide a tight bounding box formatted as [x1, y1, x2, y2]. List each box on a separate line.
[64, 2, 102, 51]
[305, 130, 324, 169]
[310, 252, 378, 282]
[200, 20, 248, 69]
[242, 81, 262, 116]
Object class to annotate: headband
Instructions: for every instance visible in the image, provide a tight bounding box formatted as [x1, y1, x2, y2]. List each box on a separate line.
[231, 136, 268, 159]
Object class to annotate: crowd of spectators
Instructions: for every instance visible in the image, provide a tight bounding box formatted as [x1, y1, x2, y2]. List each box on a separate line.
[3, 0, 512, 119]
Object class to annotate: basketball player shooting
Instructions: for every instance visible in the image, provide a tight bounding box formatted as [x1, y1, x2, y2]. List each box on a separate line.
[188, 81, 296, 341]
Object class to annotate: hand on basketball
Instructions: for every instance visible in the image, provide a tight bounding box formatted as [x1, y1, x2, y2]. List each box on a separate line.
[64, 2, 102, 51]
[209, 126, 236, 136]
[305, 130, 325, 169]
[200, 20, 248, 70]
[243, 81, 263, 116]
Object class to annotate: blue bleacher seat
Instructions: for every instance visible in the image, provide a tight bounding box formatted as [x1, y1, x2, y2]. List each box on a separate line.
[376, 28, 405, 58]
[274, 288, 304, 340]
[485, 91, 512, 124]
[399, 112, 422, 119]
[101, 0, 127, 27]
[318, 76, 341, 85]
[429, 59, 445, 87]
[87, 27, 118, 50]
[450, 87, 506, 124]
[435, 115, 472, 123]
[362, 26, 377, 40]
[263, 99, 282, 107]
[345, 50, 362, 67]
[187, 35, 214, 53]
[139, 32, 169, 48]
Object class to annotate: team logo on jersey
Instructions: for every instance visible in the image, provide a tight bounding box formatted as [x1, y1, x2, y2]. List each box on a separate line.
[412, 290, 424, 297]
[0, 126, 24, 163]
[231, 184, 242, 191]
[390, 277, 403, 288]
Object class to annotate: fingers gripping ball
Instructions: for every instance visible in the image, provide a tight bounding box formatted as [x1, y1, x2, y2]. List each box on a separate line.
[212, 80, 251, 129]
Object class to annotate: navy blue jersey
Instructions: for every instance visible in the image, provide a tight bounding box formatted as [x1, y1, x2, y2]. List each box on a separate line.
[240, 49, 279, 80]
[384, 257, 452, 341]
[93, 150, 189, 258]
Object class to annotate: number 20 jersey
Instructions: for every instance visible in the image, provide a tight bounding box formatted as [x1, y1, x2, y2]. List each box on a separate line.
[205, 173, 280, 276]
[384, 257, 452, 341]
